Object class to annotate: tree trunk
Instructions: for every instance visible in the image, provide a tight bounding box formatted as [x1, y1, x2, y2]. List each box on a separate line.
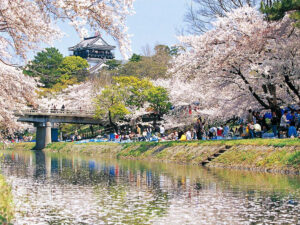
[284, 74, 300, 101]
[108, 111, 118, 133]
[236, 68, 270, 109]
[152, 113, 161, 127]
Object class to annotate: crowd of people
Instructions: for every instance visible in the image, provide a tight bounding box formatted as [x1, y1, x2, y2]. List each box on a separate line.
[97, 108, 300, 143]
[178, 109, 300, 141]
[3, 106, 299, 145]
[243, 109, 300, 139]
[0, 135, 33, 147]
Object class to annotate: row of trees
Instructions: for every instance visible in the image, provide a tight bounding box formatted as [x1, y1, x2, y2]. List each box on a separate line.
[1, 0, 298, 134]
[169, 3, 299, 120]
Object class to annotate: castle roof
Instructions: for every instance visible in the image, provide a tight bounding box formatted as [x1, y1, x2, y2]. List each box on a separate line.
[69, 35, 115, 51]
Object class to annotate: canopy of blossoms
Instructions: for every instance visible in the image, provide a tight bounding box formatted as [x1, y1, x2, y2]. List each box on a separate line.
[168, 6, 299, 120]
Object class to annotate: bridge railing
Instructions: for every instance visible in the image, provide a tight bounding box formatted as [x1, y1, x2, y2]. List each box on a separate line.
[14, 109, 95, 116]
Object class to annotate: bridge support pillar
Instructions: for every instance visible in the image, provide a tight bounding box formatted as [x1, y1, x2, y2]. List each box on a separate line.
[34, 122, 52, 150]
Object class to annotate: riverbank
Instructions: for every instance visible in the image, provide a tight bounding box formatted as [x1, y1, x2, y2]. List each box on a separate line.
[2, 139, 300, 174]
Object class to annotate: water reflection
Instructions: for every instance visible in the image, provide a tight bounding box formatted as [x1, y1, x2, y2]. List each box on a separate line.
[0, 150, 299, 224]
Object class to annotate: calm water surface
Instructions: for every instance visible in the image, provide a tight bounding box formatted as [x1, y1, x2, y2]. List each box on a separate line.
[0, 150, 299, 225]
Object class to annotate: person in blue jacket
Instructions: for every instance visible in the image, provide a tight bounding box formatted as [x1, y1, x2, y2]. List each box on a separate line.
[288, 121, 298, 138]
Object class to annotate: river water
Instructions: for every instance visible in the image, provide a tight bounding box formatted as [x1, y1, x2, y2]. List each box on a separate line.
[0, 150, 299, 225]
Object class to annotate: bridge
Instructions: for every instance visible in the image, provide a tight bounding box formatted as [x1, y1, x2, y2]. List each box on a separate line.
[14, 109, 105, 150]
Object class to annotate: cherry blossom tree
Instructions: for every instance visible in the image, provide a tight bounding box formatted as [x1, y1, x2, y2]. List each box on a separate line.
[184, 0, 257, 34]
[171, 6, 299, 120]
[0, 0, 135, 135]
[0, 0, 134, 62]
[0, 65, 38, 135]
[38, 80, 103, 111]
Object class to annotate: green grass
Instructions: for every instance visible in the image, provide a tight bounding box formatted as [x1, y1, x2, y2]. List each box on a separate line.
[119, 142, 158, 157]
[0, 174, 14, 224]
[287, 151, 300, 166]
[0, 142, 35, 151]
[46, 142, 70, 152]
[213, 146, 300, 170]
[119, 138, 300, 147]
[3, 138, 299, 151]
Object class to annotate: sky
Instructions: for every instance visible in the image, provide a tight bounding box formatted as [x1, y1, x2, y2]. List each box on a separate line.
[51, 0, 188, 60]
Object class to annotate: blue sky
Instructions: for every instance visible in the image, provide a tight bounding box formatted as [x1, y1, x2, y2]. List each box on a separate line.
[51, 0, 188, 60]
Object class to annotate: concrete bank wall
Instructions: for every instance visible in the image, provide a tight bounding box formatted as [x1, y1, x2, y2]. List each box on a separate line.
[44, 142, 300, 174]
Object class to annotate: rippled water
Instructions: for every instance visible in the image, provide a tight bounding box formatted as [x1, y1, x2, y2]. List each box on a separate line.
[0, 150, 299, 225]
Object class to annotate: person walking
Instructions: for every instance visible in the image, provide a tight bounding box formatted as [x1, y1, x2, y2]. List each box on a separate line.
[145, 128, 150, 141]
[160, 125, 165, 137]
[194, 118, 203, 140]
[248, 122, 255, 139]
[271, 111, 279, 137]
[290, 111, 296, 124]
[247, 109, 253, 123]
[223, 124, 230, 138]
[136, 125, 141, 137]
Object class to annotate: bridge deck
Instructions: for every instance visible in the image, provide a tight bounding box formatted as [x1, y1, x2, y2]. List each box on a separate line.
[14, 109, 104, 125]
[14, 109, 95, 117]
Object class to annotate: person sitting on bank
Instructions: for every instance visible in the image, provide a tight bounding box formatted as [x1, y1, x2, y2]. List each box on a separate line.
[288, 121, 298, 138]
[186, 130, 192, 141]
[254, 123, 262, 138]
[178, 130, 184, 140]
[180, 132, 187, 141]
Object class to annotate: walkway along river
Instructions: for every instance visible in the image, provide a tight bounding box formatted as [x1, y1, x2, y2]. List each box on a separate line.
[0, 149, 299, 224]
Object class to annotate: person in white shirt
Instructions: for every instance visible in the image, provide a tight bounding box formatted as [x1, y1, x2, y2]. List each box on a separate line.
[160, 125, 165, 137]
[280, 111, 289, 127]
[280, 110, 289, 138]
[186, 130, 192, 141]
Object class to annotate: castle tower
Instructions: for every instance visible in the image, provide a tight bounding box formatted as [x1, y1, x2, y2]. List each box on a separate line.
[69, 34, 115, 73]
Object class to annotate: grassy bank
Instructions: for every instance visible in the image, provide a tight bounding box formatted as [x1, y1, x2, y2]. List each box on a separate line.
[117, 140, 300, 173]
[0, 174, 14, 224]
[208, 145, 299, 173]
[2, 139, 300, 173]
[43, 139, 300, 173]
[0, 142, 35, 151]
[45, 142, 121, 156]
